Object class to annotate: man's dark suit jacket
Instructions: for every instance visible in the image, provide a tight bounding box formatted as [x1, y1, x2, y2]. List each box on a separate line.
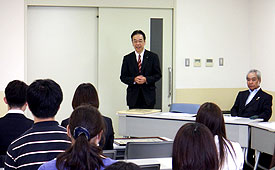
[61, 116, 114, 150]
[120, 50, 162, 107]
[231, 88, 273, 121]
[0, 112, 33, 167]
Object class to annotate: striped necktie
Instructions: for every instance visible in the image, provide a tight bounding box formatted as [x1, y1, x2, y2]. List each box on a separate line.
[138, 54, 141, 73]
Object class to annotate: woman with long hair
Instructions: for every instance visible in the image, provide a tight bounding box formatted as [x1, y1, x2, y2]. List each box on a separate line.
[172, 122, 219, 170]
[196, 102, 244, 170]
[61, 83, 114, 150]
[39, 105, 116, 170]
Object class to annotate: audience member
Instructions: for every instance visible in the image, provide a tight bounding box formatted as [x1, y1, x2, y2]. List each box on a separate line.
[231, 69, 272, 121]
[105, 161, 141, 170]
[196, 102, 244, 170]
[0, 80, 33, 167]
[172, 122, 219, 170]
[39, 105, 116, 170]
[5, 79, 71, 170]
[61, 83, 114, 150]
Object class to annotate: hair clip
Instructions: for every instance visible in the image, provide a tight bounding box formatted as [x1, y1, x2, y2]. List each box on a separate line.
[73, 126, 90, 140]
[194, 125, 199, 133]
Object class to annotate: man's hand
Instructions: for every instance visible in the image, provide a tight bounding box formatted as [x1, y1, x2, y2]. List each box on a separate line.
[134, 75, 147, 84]
[249, 115, 259, 120]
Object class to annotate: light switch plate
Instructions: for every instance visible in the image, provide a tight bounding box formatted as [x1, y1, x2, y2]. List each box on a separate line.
[194, 59, 201, 67]
[206, 58, 213, 67]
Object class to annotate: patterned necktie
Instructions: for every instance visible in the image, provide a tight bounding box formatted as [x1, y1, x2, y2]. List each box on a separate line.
[138, 54, 141, 73]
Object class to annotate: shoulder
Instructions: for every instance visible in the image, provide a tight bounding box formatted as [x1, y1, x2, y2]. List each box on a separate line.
[124, 51, 135, 58]
[145, 50, 158, 57]
[103, 116, 112, 123]
[259, 89, 273, 99]
[102, 158, 117, 167]
[38, 159, 58, 170]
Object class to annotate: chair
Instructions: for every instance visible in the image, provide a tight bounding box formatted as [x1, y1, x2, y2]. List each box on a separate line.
[169, 103, 200, 114]
[124, 141, 173, 159]
[140, 164, 160, 170]
[103, 150, 117, 159]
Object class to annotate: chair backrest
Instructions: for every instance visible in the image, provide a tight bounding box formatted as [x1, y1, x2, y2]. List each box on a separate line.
[169, 103, 200, 114]
[125, 141, 173, 159]
[140, 164, 160, 170]
[103, 150, 117, 159]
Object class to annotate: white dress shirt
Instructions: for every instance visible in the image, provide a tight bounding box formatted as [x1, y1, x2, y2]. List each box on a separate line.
[245, 87, 260, 105]
[214, 135, 244, 170]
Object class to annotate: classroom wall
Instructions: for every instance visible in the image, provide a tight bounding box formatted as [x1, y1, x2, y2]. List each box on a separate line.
[1, 0, 275, 125]
[0, 0, 25, 91]
[175, 0, 250, 89]
[249, 0, 275, 91]
[174, 0, 275, 122]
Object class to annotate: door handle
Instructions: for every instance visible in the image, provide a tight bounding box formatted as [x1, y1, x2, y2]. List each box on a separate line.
[168, 67, 172, 98]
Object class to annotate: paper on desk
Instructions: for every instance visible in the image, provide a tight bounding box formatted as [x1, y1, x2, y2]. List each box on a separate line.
[257, 122, 275, 130]
[160, 112, 196, 117]
[117, 109, 161, 115]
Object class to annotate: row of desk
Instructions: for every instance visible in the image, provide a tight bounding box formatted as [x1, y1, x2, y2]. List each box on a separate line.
[118, 112, 275, 170]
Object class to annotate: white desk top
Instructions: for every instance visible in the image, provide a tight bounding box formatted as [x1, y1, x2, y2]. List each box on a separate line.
[125, 157, 172, 170]
[119, 112, 263, 125]
[249, 122, 275, 132]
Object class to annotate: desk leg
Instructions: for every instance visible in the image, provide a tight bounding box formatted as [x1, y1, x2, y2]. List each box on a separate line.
[253, 151, 260, 170]
[244, 148, 254, 168]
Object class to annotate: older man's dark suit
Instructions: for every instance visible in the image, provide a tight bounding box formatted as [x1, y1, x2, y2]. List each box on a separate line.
[120, 50, 162, 108]
[231, 88, 272, 121]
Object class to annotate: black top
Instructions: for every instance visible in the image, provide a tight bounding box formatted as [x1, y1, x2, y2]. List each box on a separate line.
[0, 113, 33, 155]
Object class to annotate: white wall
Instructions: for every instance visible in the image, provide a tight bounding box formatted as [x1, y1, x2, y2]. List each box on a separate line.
[0, 0, 25, 90]
[249, 0, 275, 91]
[175, 0, 250, 89]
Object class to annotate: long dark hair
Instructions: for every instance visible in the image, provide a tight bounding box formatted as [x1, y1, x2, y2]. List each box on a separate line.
[56, 105, 105, 170]
[172, 123, 219, 170]
[196, 102, 236, 167]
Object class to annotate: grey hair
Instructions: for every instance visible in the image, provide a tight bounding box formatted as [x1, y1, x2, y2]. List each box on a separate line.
[247, 69, 261, 82]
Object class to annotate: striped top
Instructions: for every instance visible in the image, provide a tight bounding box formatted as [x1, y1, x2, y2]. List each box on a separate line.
[5, 121, 71, 170]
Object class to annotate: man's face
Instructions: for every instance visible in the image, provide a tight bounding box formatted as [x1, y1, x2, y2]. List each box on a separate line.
[246, 72, 260, 91]
[132, 34, 145, 54]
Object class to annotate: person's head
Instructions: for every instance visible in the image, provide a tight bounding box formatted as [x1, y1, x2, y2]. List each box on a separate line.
[172, 123, 219, 170]
[72, 83, 99, 109]
[57, 105, 106, 170]
[196, 102, 226, 138]
[4, 80, 28, 109]
[105, 161, 141, 170]
[27, 79, 63, 119]
[246, 69, 261, 91]
[196, 102, 235, 168]
[131, 30, 146, 54]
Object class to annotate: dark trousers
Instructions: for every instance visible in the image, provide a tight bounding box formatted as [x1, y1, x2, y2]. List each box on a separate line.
[129, 89, 154, 109]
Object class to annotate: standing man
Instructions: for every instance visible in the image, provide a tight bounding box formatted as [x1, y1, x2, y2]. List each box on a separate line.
[120, 30, 162, 109]
[231, 69, 272, 121]
[0, 80, 33, 167]
[5, 79, 71, 170]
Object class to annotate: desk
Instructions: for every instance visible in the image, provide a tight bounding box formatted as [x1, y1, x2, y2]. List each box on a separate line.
[118, 112, 262, 148]
[249, 122, 275, 170]
[125, 157, 172, 170]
